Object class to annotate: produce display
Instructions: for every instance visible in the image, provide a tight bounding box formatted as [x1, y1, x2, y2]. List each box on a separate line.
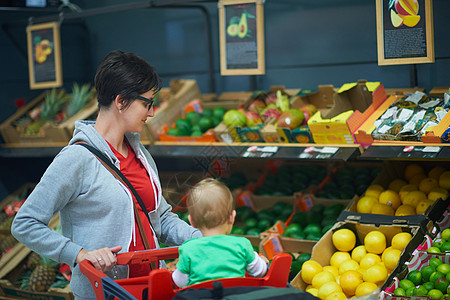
[355, 164, 449, 216]
[167, 106, 227, 137]
[301, 229, 412, 299]
[12, 83, 95, 136]
[371, 91, 449, 142]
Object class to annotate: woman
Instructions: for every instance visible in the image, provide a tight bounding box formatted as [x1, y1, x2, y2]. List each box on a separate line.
[11, 50, 201, 299]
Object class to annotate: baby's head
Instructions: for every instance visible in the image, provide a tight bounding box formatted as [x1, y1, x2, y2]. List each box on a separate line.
[187, 178, 235, 230]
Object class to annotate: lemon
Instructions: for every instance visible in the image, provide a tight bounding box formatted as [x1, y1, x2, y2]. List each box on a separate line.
[391, 232, 412, 250]
[416, 199, 434, 214]
[364, 231, 386, 254]
[399, 184, 418, 202]
[332, 229, 356, 252]
[403, 190, 427, 207]
[371, 203, 394, 216]
[395, 204, 416, 216]
[428, 187, 448, 202]
[307, 288, 319, 297]
[301, 260, 323, 284]
[429, 166, 446, 180]
[439, 171, 450, 190]
[355, 282, 378, 297]
[330, 251, 351, 269]
[364, 184, 384, 199]
[323, 265, 339, 278]
[339, 259, 360, 274]
[312, 270, 336, 289]
[351, 245, 367, 263]
[339, 270, 363, 297]
[359, 253, 381, 269]
[382, 247, 401, 271]
[363, 263, 388, 285]
[389, 179, 408, 193]
[325, 291, 347, 300]
[356, 196, 378, 214]
[419, 177, 439, 195]
[318, 281, 343, 300]
[404, 164, 425, 181]
[379, 190, 401, 210]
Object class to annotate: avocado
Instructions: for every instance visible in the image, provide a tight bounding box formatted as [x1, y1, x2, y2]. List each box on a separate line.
[237, 13, 248, 38]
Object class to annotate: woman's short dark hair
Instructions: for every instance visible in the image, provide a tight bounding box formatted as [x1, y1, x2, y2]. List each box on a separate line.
[94, 50, 162, 109]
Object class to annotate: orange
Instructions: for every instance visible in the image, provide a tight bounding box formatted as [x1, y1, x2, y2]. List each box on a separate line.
[351, 245, 367, 263]
[355, 282, 378, 297]
[312, 270, 336, 289]
[364, 231, 386, 254]
[391, 232, 412, 250]
[339, 259, 360, 274]
[318, 281, 343, 300]
[339, 270, 363, 297]
[359, 253, 381, 270]
[404, 164, 425, 181]
[403, 190, 427, 207]
[371, 203, 394, 216]
[439, 171, 450, 190]
[409, 173, 427, 187]
[389, 179, 408, 193]
[301, 260, 323, 284]
[330, 252, 351, 269]
[323, 265, 339, 278]
[395, 204, 416, 216]
[382, 247, 402, 271]
[363, 263, 388, 285]
[379, 190, 401, 210]
[419, 177, 439, 195]
[399, 184, 418, 202]
[428, 187, 448, 202]
[429, 166, 446, 180]
[416, 199, 434, 215]
[364, 184, 384, 199]
[332, 229, 356, 252]
[356, 196, 378, 214]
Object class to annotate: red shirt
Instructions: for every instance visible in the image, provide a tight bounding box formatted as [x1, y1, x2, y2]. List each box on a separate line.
[108, 140, 157, 277]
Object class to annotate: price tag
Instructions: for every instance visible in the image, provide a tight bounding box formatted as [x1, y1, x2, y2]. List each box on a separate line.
[299, 147, 339, 159]
[399, 146, 442, 158]
[242, 146, 279, 158]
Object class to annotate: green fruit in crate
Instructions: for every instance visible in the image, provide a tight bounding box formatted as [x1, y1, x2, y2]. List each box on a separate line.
[304, 224, 321, 236]
[306, 232, 321, 241]
[430, 258, 443, 269]
[283, 224, 302, 237]
[212, 107, 227, 120]
[290, 232, 306, 240]
[289, 261, 302, 281]
[245, 218, 258, 229]
[441, 242, 450, 252]
[297, 253, 311, 266]
[186, 111, 201, 125]
[198, 116, 214, 132]
[442, 229, 450, 241]
[167, 128, 179, 136]
[406, 287, 415, 296]
[407, 270, 422, 286]
[191, 130, 203, 137]
[434, 277, 449, 293]
[273, 202, 288, 216]
[422, 281, 434, 291]
[257, 219, 272, 231]
[246, 228, 260, 236]
[394, 288, 406, 295]
[399, 279, 415, 291]
[231, 226, 245, 235]
[421, 265, 436, 282]
[428, 289, 444, 300]
[322, 224, 334, 235]
[429, 272, 442, 286]
[413, 285, 429, 296]
[291, 212, 307, 228]
[202, 108, 213, 118]
[428, 246, 442, 254]
[436, 263, 450, 275]
[176, 118, 191, 133]
[223, 110, 247, 127]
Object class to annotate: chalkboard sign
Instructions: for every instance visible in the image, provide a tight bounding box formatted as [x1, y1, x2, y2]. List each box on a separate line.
[27, 21, 63, 89]
[219, 0, 265, 75]
[376, 0, 434, 65]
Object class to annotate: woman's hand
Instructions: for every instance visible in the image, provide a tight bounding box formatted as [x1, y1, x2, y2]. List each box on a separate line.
[76, 246, 122, 272]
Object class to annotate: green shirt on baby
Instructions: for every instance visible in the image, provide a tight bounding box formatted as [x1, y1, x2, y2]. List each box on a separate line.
[176, 235, 256, 286]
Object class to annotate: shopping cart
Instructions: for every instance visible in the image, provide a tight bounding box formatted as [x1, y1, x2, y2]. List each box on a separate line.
[80, 247, 292, 300]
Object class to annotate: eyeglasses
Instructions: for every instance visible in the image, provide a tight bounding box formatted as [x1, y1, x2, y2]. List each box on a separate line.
[135, 95, 154, 111]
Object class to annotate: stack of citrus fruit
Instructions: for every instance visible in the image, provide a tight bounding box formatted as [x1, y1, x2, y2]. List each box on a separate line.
[356, 164, 449, 216]
[301, 228, 412, 299]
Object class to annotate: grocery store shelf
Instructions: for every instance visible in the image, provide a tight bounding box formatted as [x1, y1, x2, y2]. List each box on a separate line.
[0, 143, 66, 158]
[148, 142, 362, 161]
[360, 143, 450, 160]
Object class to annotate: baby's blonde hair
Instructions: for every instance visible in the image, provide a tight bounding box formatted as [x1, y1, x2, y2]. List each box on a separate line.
[187, 178, 234, 229]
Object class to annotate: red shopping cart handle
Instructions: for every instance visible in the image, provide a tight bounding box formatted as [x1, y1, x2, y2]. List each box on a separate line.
[116, 247, 179, 265]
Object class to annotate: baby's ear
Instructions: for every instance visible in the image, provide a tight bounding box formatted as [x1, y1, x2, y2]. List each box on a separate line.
[188, 214, 195, 227]
[229, 210, 236, 224]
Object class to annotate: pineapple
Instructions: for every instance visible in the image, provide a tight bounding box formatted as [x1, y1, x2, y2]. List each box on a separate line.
[0, 235, 17, 254]
[28, 256, 58, 292]
[65, 83, 94, 118]
[26, 251, 42, 270]
[40, 88, 68, 122]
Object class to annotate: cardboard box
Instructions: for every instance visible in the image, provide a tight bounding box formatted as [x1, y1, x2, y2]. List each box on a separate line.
[259, 234, 316, 261]
[276, 85, 336, 143]
[384, 88, 426, 97]
[0, 90, 97, 146]
[429, 87, 450, 98]
[290, 219, 429, 292]
[307, 80, 387, 144]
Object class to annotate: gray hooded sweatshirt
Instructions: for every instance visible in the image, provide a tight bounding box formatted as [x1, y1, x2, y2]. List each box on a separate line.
[11, 120, 201, 299]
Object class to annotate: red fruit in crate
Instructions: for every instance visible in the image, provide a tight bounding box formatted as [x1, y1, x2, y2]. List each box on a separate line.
[244, 111, 263, 127]
[276, 109, 305, 130]
[262, 108, 281, 122]
[265, 92, 278, 105]
[300, 104, 318, 117]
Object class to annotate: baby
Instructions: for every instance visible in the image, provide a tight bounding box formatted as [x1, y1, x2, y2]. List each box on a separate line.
[172, 178, 268, 287]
